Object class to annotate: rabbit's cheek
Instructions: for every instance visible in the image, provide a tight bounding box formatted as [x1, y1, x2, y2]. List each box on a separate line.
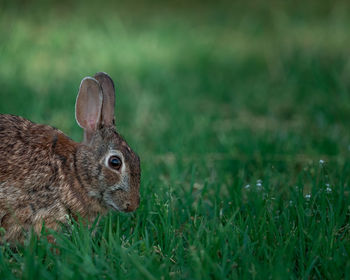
[102, 168, 121, 187]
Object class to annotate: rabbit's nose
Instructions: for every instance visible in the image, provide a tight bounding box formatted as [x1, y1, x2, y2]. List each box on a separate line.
[123, 197, 139, 212]
[123, 202, 131, 212]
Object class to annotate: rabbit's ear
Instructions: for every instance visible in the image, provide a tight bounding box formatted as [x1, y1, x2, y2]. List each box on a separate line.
[75, 77, 103, 141]
[94, 72, 115, 126]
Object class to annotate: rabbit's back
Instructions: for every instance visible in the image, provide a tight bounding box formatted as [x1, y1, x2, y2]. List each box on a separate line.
[0, 114, 78, 241]
[0, 114, 77, 183]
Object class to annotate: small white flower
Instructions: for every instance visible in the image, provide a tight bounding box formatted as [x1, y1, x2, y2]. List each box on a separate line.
[325, 183, 330, 187]
[305, 194, 311, 200]
[244, 184, 250, 189]
[256, 179, 262, 190]
[319, 159, 325, 165]
[289, 200, 293, 206]
[326, 187, 332, 193]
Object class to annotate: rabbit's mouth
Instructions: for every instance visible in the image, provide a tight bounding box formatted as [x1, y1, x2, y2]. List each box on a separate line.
[102, 191, 122, 211]
[102, 189, 137, 212]
[105, 201, 121, 212]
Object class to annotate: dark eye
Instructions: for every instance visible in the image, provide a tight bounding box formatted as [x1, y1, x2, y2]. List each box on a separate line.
[108, 155, 122, 170]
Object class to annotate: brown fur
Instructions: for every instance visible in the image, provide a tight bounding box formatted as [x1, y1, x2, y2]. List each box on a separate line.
[0, 73, 140, 243]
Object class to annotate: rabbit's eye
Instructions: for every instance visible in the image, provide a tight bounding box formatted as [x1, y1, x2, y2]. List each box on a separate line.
[108, 156, 122, 171]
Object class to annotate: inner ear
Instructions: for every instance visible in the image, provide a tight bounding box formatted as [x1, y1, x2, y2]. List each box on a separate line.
[75, 77, 103, 132]
[94, 72, 116, 126]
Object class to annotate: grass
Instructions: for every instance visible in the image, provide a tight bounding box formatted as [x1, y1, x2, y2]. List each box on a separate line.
[1, 0, 350, 278]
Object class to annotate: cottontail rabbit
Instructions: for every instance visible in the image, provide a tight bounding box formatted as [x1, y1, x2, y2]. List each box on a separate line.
[0, 72, 140, 243]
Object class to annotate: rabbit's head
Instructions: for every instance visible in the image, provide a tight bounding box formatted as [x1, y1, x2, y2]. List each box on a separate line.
[74, 72, 140, 212]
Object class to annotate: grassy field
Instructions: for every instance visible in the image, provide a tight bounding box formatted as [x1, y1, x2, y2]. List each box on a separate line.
[1, 0, 350, 278]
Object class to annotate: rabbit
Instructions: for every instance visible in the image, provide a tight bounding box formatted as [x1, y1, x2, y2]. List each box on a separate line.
[0, 72, 140, 243]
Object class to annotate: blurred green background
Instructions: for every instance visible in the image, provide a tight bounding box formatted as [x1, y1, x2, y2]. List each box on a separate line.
[1, 0, 350, 161]
[1, 0, 350, 278]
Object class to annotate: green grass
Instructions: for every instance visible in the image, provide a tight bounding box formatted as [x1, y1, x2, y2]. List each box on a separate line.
[1, 0, 350, 278]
